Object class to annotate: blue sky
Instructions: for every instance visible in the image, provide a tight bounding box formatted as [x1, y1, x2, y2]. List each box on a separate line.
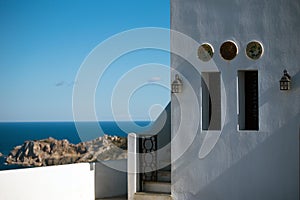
[0, 0, 170, 122]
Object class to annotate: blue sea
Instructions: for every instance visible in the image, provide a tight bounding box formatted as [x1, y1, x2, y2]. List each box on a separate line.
[0, 121, 151, 171]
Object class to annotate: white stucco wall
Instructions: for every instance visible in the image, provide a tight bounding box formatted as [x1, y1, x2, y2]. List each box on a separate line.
[171, 0, 300, 200]
[95, 160, 127, 199]
[0, 161, 128, 200]
[0, 163, 95, 200]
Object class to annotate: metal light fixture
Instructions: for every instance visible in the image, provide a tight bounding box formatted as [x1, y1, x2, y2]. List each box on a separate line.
[172, 74, 183, 93]
[280, 69, 291, 91]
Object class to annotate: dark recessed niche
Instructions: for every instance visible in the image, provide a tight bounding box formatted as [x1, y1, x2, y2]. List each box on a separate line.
[238, 70, 259, 131]
[198, 43, 214, 62]
[202, 72, 221, 130]
[220, 41, 238, 60]
[246, 41, 263, 60]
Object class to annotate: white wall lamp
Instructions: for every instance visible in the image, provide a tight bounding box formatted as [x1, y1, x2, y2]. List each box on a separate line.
[172, 74, 183, 93]
[280, 69, 291, 91]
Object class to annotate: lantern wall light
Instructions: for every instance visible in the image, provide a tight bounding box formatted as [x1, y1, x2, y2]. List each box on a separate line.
[280, 69, 291, 91]
[172, 74, 183, 93]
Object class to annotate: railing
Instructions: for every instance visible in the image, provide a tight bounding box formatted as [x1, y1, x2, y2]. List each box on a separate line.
[139, 135, 158, 184]
[128, 133, 158, 199]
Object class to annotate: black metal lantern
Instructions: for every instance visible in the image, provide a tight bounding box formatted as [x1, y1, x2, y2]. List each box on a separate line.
[172, 74, 183, 93]
[280, 69, 291, 91]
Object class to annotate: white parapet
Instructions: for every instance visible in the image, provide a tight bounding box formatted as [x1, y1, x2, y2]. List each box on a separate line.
[0, 160, 128, 200]
[128, 133, 139, 200]
[0, 163, 95, 200]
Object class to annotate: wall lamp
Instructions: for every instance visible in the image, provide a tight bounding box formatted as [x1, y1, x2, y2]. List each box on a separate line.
[172, 74, 183, 93]
[280, 69, 291, 91]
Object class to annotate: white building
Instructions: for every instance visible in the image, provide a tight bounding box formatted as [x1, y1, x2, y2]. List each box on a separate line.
[129, 0, 300, 199]
[0, 1, 299, 200]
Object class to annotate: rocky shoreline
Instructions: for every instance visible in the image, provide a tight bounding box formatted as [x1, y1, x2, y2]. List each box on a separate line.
[5, 135, 127, 167]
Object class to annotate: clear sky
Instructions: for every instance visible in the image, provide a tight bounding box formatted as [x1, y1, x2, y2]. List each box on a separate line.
[0, 0, 170, 122]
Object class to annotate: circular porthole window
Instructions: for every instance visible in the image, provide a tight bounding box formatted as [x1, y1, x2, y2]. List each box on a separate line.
[197, 43, 214, 62]
[220, 40, 238, 60]
[246, 41, 263, 60]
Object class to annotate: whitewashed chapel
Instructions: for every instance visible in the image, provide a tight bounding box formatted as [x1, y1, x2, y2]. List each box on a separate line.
[128, 0, 300, 199]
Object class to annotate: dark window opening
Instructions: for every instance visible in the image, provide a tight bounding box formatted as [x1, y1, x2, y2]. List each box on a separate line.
[202, 72, 221, 130]
[238, 71, 259, 130]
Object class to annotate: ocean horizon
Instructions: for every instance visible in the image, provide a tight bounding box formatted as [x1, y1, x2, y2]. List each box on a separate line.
[0, 121, 152, 170]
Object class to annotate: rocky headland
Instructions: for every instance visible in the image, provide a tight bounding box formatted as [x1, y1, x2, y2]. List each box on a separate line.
[6, 135, 127, 167]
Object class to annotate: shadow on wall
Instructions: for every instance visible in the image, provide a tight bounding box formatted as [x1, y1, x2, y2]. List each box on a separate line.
[183, 114, 300, 200]
[95, 159, 127, 199]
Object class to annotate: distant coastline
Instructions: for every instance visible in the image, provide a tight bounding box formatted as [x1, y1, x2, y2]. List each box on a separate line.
[6, 135, 127, 167]
[0, 121, 151, 170]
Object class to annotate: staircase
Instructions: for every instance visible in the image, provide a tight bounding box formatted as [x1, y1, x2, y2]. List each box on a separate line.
[128, 108, 172, 200]
[134, 170, 172, 200]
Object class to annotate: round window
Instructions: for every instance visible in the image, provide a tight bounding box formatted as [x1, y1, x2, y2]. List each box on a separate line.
[197, 43, 214, 62]
[246, 41, 263, 60]
[220, 40, 238, 60]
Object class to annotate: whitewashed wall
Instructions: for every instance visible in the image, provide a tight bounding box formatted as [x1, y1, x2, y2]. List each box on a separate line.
[171, 0, 300, 200]
[0, 161, 128, 200]
[95, 160, 127, 199]
[0, 163, 95, 200]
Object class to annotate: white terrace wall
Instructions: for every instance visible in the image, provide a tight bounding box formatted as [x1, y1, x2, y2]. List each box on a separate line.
[0, 160, 128, 200]
[171, 0, 300, 200]
[0, 163, 95, 200]
[95, 159, 127, 199]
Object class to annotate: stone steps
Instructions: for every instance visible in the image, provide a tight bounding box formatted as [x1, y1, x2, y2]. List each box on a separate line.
[96, 197, 126, 200]
[134, 192, 172, 200]
[157, 170, 171, 182]
[143, 181, 171, 193]
[133, 170, 171, 199]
